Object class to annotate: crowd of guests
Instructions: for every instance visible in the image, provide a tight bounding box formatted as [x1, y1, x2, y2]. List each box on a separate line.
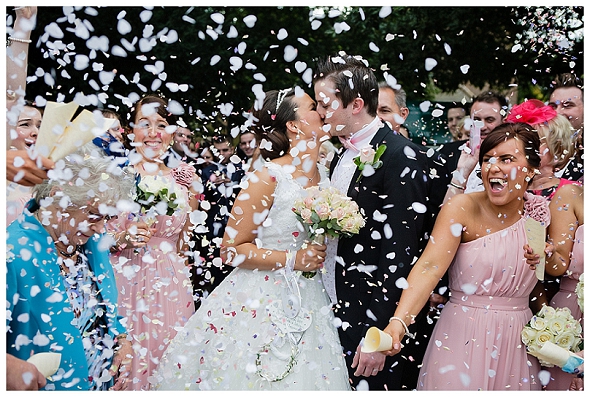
[6, 7, 584, 392]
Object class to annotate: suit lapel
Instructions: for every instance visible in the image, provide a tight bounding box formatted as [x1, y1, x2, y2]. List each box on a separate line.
[347, 126, 390, 199]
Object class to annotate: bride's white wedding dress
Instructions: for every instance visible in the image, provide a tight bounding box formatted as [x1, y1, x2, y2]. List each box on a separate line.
[151, 162, 351, 390]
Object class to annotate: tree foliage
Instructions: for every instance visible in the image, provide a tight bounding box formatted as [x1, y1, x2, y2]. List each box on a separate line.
[15, 6, 583, 141]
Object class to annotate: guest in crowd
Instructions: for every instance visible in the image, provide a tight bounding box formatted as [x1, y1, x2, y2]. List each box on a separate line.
[7, 155, 135, 390]
[377, 82, 410, 137]
[549, 73, 584, 182]
[383, 123, 546, 390]
[7, 100, 44, 226]
[506, 99, 581, 314]
[195, 134, 245, 306]
[108, 94, 201, 390]
[6, 6, 52, 223]
[91, 108, 128, 165]
[525, 182, 584, 390]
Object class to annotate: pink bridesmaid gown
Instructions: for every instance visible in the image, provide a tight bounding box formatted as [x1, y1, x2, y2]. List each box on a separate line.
[114, 176, 195, 390]
[417, 216, 543, 390]
[545, 224, 584, 390]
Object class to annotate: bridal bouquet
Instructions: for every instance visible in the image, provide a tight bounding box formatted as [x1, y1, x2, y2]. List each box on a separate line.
[521, 305, 583, 371]
[292, 186, 365, 278]
[135, 174, 179, 218]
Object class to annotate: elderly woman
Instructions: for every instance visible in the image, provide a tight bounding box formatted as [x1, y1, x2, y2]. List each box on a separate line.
[6, 155, 135, 391]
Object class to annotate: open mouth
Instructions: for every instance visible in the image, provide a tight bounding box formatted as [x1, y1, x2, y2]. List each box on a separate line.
[24, 139, 36, 147]
[144, 141, 162, 148]
[489, 178, 508, 192]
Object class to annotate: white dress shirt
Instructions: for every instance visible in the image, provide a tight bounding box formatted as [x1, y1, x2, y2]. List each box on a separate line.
[322, 117, 382, 304]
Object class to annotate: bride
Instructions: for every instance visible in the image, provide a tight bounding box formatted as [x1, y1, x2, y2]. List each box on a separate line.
[150, 87, 351, 390]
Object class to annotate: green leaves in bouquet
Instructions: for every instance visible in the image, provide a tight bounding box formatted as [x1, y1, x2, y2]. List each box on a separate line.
[136, 185, 178, 216]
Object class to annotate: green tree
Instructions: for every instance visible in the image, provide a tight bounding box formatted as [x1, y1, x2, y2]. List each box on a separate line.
[17, 6, 583, 142]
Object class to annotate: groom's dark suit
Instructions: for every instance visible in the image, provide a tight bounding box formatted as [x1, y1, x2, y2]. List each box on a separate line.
[330, 124, 431, 390]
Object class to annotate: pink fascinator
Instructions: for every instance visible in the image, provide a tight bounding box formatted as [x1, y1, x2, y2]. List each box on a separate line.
[506, 99, 557, 125]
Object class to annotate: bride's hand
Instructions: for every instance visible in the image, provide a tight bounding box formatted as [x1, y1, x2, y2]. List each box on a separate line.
[294, 243, 326, 272]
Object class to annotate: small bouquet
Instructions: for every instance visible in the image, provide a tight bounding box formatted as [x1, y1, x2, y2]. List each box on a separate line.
[135, 174, 179, 219]
[292, 186, 365, 278]
[521, 305, 583, 372]
[575, 273, 584, 313]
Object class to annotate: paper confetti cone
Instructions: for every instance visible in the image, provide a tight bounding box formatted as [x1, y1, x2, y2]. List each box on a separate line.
[361, 326, 393, 353]
[27, 352, 61, 378]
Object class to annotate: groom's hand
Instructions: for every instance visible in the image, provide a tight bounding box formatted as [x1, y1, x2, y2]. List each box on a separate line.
[351, 344, 385, 377]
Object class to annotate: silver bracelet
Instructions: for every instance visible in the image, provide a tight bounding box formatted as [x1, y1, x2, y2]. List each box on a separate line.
[389, 316, 414, 338]
[449, 181, 466, 190]
[7, 36, 32, 46]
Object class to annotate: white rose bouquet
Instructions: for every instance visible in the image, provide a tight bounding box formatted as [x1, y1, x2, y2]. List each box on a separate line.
[575, 273, 584, 313]
[521, 305, 583, 372]
[292, 185, 366, 278]
[135, 175, 180, 218]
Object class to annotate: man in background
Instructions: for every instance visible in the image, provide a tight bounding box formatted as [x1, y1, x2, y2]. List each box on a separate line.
[377, 82, 410, 138]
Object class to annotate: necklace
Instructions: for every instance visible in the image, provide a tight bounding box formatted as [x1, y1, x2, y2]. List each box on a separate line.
[299, 164, 318, 183]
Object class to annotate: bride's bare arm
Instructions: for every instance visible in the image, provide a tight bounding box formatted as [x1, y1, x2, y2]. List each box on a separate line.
[220, 168, 325, 272]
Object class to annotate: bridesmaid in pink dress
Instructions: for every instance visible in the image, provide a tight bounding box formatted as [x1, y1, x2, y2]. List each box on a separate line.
[382, 123, 546, 390]
[544, 183, 584, 390]
[108, 95, 200, 390]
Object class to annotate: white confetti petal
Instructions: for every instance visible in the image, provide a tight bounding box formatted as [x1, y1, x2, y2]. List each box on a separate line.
[425, 57, 437, 71]
[379, 6, 392, 18]
[412, 202, 427, 214]
[419, 100, 431, 112]
[210, 12, 225, 24]
[460, 372, 471, 387]
[369, 42, 380, 52]
[395, 277, 409, 289]
[461, 283, 477, 295]
[284, 45, 297, 62]
[117, 19, 132, 35]
[444, 42, 452, 55]
[295, 61, 307, 73]
[243, 15, 257, 28]
[277, 28, 288, 40]
[460, 64, 470, 74]
[450, 223, 463, 237]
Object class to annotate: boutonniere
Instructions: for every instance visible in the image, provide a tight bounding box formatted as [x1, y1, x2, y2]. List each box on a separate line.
[353, 144, 386, 182]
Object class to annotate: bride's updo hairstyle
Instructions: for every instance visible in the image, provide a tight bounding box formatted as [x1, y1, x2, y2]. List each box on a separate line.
[251, 88, 297, 161]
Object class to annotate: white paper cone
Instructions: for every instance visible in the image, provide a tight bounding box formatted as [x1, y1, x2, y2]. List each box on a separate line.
[536, 341, 571, 367]
[26, 352, 61, 378]
[361, 326, 393, 353]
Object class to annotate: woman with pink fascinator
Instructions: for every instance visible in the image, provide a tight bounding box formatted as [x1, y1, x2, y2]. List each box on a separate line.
[511, 99, 584, 391]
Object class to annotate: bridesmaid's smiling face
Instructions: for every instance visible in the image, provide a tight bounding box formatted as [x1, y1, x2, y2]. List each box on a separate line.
[131, 108, 174, 160]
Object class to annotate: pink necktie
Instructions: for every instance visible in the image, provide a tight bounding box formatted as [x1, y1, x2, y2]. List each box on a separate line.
[338, 123, 380, 152]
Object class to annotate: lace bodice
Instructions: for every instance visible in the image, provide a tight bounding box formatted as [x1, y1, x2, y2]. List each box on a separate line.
[257, 162, 329, 252]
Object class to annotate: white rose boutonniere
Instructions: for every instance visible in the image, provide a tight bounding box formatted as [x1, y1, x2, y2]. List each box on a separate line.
[353, 144, 386, 182]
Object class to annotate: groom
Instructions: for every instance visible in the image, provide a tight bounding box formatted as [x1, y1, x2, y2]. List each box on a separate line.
[314, 53, 432, 390]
